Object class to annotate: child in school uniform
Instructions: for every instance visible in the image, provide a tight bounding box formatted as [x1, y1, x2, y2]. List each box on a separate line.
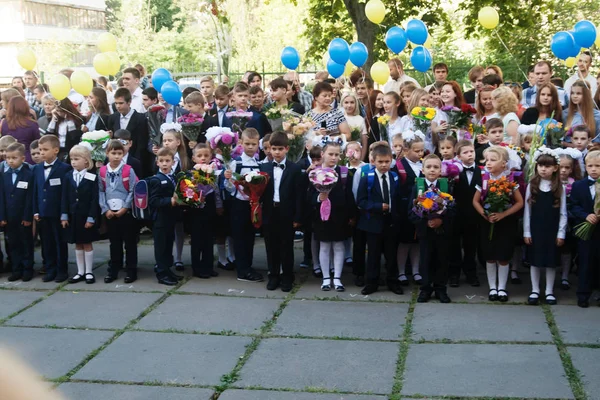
[396, 130, 425, 286]
[356, 144, 404, 295]
[188, 143, 221, 278]
[570, 126, 593, 173]
[309, 137, 356, 292]
[344, 141, 365, 266]
[222, 128, 264, 282]
[476, 118, 505, 166]
[30, 140, 42, 165]
[569, 150, 600, 308]
[259, 132, 303, 292]
[61, 145, 100, 284]
[0, 135, 17, 274]
[99, 140, 138, 283]
[0, 143, 34, 281]
[448, 140, 482, 287]
[32, 135, 72, 282]
[523, 147, 567, 305]
[408, 154, 456, 303]
[111, 129, 143, 179]
[473, 146, 524, 302]
[148, 148, 181, 286]
[300, 146, 323, 277]
[438, 136, 457, 161]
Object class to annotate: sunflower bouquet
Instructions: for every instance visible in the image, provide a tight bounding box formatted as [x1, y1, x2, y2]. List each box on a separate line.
[377, 114, 391, 142]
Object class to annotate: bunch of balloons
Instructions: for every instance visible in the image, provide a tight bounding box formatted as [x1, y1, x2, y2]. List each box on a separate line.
[151, 68, 181, 105]
[94, 33, 121, 76]
[551, 20, 597, 60]
[383, 19, 432, 73]
[47, 69, 95, 100]
[323, 38, 369, 79]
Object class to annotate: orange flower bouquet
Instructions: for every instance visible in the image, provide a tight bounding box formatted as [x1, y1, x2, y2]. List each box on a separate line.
[481, 176, 518, 239]
[411, 187, 455, 233]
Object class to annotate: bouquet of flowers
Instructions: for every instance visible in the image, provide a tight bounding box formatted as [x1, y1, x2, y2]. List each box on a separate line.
[174, 172, 202, 208]
[205, 126, 239, 165]
[377, 114, 391, 142]
[147, 104, 167, 146]
[308, 167, 339, 221]
[441, 159, 464, 182]
[192, 164, 219, 208]
[481, 176, 518, 239]
[264, 103, 291, 131]
[234, 170, 270, 228]
[350, 126, 362, 142]
[226, 109, 253, 134]
[441, 104, 477, 137]
[468, 118, 486, 140]
[283, 112, 315, 163]
[543, 120, 565, 149]
[573, 179, 600, 240]
[80, 130, 110, 161]
[411, 107, 436, 133]
[411, 186, 455, 233]
[177, 113, 205, 142]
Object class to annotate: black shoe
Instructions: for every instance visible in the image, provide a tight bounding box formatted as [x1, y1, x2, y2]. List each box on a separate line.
[22, 272, 33, 282]
[193, 270, 219, 279]
[398, 274, 409, 286]
[578, 299, 589, 308]
[217, 262, 234, 271]
[510, 271, 522, 284]
[334, 277, 345, 292]
[158, 276, 178, 286]
[104, 275, 118, 283]
[300, 259, 311, 268]
[174, 262, 184, 271]
[266, 276, 280, 291]
[68, 274, 85, 284]
[560, 279, 570, 291]
[281, 281, 293, 292]
[226, 258, 236, 270]
[449, 276, 460, 288]
[497, 289, 508, 302]
[467, 276, 481, 287]
[434, 290, 452, 303]
[124, 275, 137, 284]
[85, 273, 95, 284]
[361, 284, 378, 295]
[545, 294, 557, 305]
[38, 266, 47, 275]
[417, 290, 432, 303]
[237, 271, 264, 282]
[312, 268, 323, 279]
[42, 273, 56, 282]
[7, 273, 22, 282]
[170, 273, 184, 281]
[55, 274, 68, 283]
[489, 289, 498, 302]
[321, 277, 332, 291]
[527, 292, 540, 306]
[413, 273, 423, 285]
[387, 282, 404, 295]
[354, 275, 365, 287]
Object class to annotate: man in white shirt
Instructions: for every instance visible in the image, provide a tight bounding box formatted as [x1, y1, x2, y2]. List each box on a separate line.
[122, 67, 146, 114]
[564, 51, 597, 98]
[384, 58, 420, 94]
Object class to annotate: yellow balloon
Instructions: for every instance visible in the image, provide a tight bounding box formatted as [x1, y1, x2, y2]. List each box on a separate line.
[370, 61, 390, 85]
[70, 70, 93, 96]
[93, 53, 112, 76]
[17, 48, 36, 70]
[365, 0, 386, 24]
[97, 32, 117, 53]
[478, 6, 499, 30]
[105, 52, 121, 75]
[596, 35, 600, 48]
[565, 57, 576, 68]
[49, 74, 71, 101]
[424, 36, 433, 49]
[343, 62, 353, 77]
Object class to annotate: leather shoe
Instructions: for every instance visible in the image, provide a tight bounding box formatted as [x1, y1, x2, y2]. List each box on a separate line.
[217, 262, 234, 271]
[42, 273, 56, 282]
[68, 274, 85, 284]
[387, 282, 404, 295]
[417, 290, 432, 303]
[434, 290, 452, 303]
[85, 273, 95, 284]
[281, 281, 293, 292]
[54, 274, 68, 283]
[22, 272, 33, 282]
[170, 273, 184, 281]
[577, 299, 589, 308]
[266, 277, 280, 291]
[449, 276, 460, 288]
[354, 275, 365, 287]
[104, 275, 118, 283]
[8, 273, 22, 282]
[361, 284, 378, 295]
[467, 276, 480, 287]
[158, 276, 178, 286]
[124, 275, 137, 284]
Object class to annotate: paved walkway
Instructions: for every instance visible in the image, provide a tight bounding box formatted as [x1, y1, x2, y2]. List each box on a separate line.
[0, 239, 598, 400]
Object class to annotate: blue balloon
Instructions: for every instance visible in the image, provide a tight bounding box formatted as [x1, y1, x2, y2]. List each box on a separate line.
[573, 20, 597, 48]
[410, 46, 432, 73]
[349, 42, 368, 67]
[151, 68, 172, 93]
[328, 38, 350, 65]
[551, 31, 576, 60]
[406, 19, 428, 45]
[281, 46, 300, 70]
[161, 80, 182, 105]
[326, 58, 345, 79]
[385, 26, 408, 54]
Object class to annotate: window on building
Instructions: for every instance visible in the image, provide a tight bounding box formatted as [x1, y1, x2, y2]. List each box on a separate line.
[23, 1, 106, 30]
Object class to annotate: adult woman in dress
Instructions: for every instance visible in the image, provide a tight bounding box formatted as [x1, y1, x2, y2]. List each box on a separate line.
[308, 82, 350, 140]
[0, 96, 39, 163]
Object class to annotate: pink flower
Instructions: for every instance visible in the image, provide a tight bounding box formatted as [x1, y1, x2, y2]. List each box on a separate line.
[221, 134, 232, 145]
[185, 189, 195, 198]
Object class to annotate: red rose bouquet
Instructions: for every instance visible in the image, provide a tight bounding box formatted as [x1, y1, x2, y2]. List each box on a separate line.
[234, 170, 270, 228]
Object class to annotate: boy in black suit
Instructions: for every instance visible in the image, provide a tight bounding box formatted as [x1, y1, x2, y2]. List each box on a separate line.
[448, 140, 481, 287]
[408, 154, 456, 303]
[32, 135, 72, 282]
[228, 82, 272, 138]
[570, 150, 600, 308]
[259, 132, 303, 292]
[475, 118, 504, 166]
[356, 145, 403, 296]
[212, 85, 232, 125]
[0, 143, 34, 281]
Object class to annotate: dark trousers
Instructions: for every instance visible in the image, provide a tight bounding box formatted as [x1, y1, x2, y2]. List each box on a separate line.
[365, 219, 398, 286]
[576, 237, 600, 302]
[449, 221, 478, 279]
[6, 222, 33, 275]
[40, 217, 68, 277]
[153, 223, 175, 279]
[420, 232, 450, 292]
[190, 212, 215, 276]
[106, 212, 138, 277]
[264, 208, 295, 283]
[230, 199, 255, 278]
[352, 228, 367, 277]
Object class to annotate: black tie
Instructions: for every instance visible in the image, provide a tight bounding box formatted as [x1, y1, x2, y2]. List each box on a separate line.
[44, 164, 53, 169]
[273, 162, 285, 170]
[464, 166, 475, 172]
[382, 173, 390, 205]
[108, 172, 118, 182]
[587, 179, 596, 186]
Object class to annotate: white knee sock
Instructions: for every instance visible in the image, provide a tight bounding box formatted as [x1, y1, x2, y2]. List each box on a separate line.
[217, 244, 227, 265]
[311, 234, 321, 270]
[397, 244, 409, 276]
[174, 222, 184, 263]
[226, 236, 235, 261]
[333, 241, 345, 284]
[319, 242, 333, 279]
[75, 249, 85, 276]
[486, 262, 497, 290]
[84, 250, 94, 275]
[498, 263, 509, 291]
[410, 244, 420, 275]
[561, 254, 571, 281]
[530, 266, 541, 297]
[546, 268, 556, 296]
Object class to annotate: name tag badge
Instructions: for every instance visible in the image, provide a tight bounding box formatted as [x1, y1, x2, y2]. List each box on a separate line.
[84, 172, 96, 181]
[49, 178, 61, 186]
[161, 180, 168, 184]
[16, 181, 28, 189]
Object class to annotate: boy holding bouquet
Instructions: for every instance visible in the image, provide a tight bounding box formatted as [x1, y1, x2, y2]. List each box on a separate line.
[408, 154, 456, 303]
[182, 92, 218, 148]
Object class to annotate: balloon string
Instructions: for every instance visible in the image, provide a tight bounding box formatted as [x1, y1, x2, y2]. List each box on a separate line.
[494, 31, 528, 81]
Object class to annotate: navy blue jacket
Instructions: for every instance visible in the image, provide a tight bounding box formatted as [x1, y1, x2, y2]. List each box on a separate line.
[0, 164, 34, 223]
[407, 180, 456, 238]
[60, 170, 100, 222]
[570, 179, 596, 226]
[148, 172, 177, 228]
[259, 160, 303, 225]
[356, 168, 400, 234]
[32, 160, 71, 218]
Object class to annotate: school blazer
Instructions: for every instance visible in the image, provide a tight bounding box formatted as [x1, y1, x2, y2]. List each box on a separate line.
[407, 181, 456, 238]
[147, 172, 177, 228]
[32, 161, 72, 218]
[0, 165, 34, 223]
[107, 111, 149, 163]
[92, 114, 111, 131]
[569, 179, 596, 226]
[356, 169, 400, 234]
[259, 160, 303, 225]
[60, 170, 100, 221]
[454, 167, 482, 220]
